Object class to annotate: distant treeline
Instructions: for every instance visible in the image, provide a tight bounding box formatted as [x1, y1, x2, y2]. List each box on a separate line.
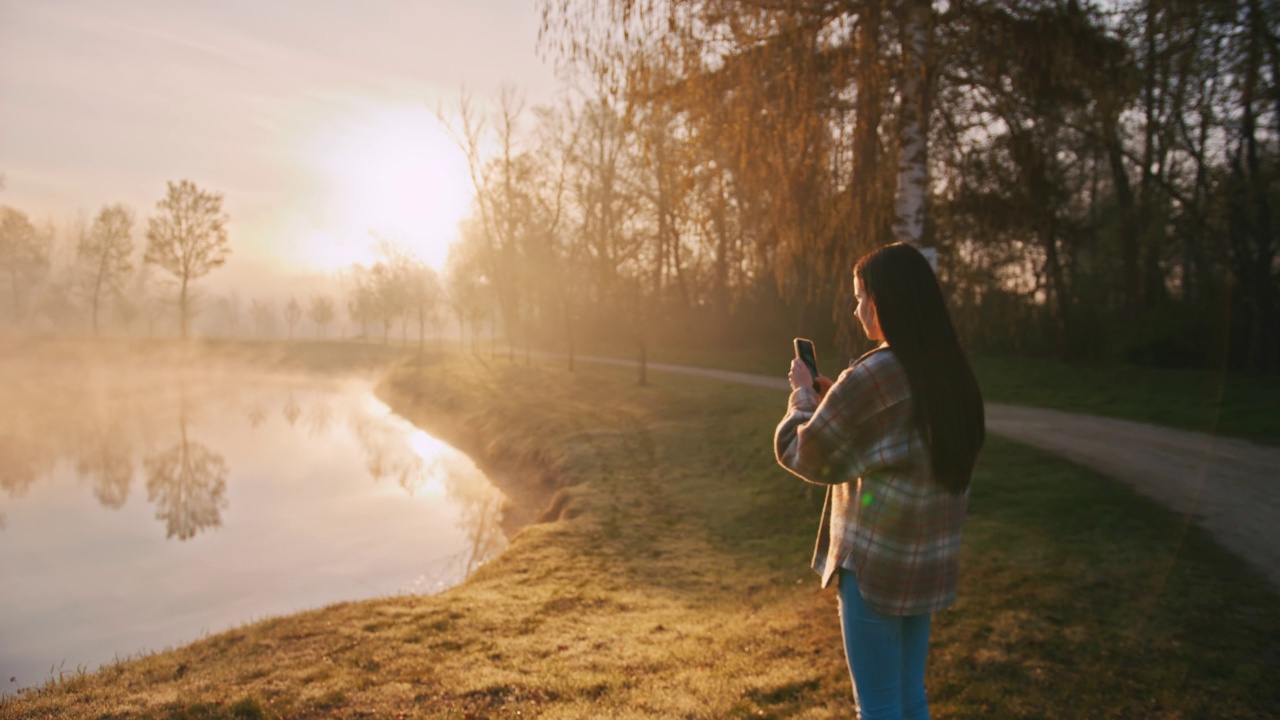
[0, 180, 233, 340]
[0, 193, 447, 346]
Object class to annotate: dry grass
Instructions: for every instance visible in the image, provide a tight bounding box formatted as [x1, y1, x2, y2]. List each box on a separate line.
[3, 346, 1278, 718]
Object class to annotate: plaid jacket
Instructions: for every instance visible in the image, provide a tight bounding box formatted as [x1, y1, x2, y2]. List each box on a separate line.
[775, 347, 969, 616]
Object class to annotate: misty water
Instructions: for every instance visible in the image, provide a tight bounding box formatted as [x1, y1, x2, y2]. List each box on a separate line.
[0, 349, 507, 695]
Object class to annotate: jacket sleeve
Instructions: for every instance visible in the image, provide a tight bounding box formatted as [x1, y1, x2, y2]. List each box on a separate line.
[775, 356, 893, 485]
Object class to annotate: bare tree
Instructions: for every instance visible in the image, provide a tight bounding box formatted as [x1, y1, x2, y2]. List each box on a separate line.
[120, 263, 163, 337]
[308, 295, 335, 339]
[405, 261, 441, 353]
[284, 296, 302, 340]
[208, 293, 242, 338]
[440, 87, 534, 360]
[369, 241, 413, 345]
[144, 180, 230, 339]
[443, 227, 493, 354]
[250, 298, 275, 339]
[77, 204, 135, 335]
[0, 206, 51, 322]
[346, 268, 378, 341]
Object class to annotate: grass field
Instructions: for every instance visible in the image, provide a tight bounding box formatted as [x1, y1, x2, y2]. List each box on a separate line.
[4, 346, 1277, 718]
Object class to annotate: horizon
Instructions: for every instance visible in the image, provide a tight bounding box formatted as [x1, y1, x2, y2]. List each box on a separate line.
[0, 0, 563, 300]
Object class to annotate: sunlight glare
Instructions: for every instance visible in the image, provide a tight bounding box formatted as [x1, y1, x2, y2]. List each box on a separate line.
[406, 429, 448, 496]
[304, 103, 472, 271]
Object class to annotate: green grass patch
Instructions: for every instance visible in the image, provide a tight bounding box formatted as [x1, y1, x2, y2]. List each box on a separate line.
[972, 355, 1280, 446]
[4, 349, 1277, 718]
[568, 340, 1280, 446]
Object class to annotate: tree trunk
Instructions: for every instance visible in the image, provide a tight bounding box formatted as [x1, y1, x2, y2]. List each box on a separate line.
[92, 254, 107, 336]
[894, 0, 930, 247]
[841, 0, 885, 359]
[179, 278, 189, 340]
[566, 304, 575, 373]
[1043, 220, 1071, 357]
[1240, 0, 1279, 370]
[712, 167, 730, 329]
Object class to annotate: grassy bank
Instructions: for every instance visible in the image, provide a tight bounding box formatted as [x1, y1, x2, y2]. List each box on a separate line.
[4, 351, 1278, 718]
[971, 355, 1280, 446]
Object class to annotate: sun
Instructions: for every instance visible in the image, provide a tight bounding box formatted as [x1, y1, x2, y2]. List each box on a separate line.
[303, 102, 473, 272]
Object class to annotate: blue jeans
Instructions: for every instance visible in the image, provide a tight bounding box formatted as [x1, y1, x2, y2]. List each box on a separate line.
[837, 570, 932, 720]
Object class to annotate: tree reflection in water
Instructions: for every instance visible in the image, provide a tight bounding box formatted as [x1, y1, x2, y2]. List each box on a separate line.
[348, 409, 508, 579]
[143, 394, 229, 541]
[1, 365, 86, 531]
[0, 357, 507, 573]
[349, 410, 426, 490]
[281, 392, 301, 427]
[246, 400, 267, 428]
[303, 399, 334, 437]
[449, 489, 506, 580]
[76, 415, 134, 510]
[0, 433, 55, 502]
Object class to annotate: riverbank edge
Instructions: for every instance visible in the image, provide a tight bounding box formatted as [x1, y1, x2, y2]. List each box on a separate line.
[375, 365, 571, 538]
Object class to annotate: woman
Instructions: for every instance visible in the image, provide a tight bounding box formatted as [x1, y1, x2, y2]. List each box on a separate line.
[775, 242, 985, 720]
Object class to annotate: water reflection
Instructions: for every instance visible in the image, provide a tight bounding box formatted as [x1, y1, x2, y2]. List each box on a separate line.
[0, 376, 507, 547]
[0, 432, 53, 501]
[282, 392, 301, 427]
[304, 400, 334, 437]
[0, 355, 511, 694]
[144, 397, 229, 541]
[246, 400, 267, 429]
[349, 406, 508, 582]
[74, 409, 134, 510]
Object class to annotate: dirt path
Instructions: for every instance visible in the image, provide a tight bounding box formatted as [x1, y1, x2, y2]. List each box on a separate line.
[568, 354, 1280, 593]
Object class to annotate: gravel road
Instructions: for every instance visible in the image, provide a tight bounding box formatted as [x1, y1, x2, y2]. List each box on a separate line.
[567, 354, 1280, 593]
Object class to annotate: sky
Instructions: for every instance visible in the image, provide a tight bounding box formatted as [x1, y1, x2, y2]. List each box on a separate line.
[0, 0, 564, 295]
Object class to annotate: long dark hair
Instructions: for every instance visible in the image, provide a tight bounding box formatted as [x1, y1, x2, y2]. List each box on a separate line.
[855, 243, 985, 493]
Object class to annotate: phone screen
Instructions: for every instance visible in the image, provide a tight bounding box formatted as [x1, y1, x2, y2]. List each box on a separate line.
[794, 338, 820, 388]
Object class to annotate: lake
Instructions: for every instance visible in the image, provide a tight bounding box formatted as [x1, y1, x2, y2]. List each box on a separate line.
[0, 350, 506, 696]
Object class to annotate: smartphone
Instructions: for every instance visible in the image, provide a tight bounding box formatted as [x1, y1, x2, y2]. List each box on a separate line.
[793, 338, 821, 391]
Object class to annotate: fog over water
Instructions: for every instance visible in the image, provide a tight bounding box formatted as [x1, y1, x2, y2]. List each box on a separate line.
[0, 342, 506, 695]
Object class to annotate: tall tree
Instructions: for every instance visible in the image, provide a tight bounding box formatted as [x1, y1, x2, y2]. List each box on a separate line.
[250, 298, 275, 339]
[443, 226, 493, 354]
[368, 242, 413, 345]
[77, 204, 135, 335]
[346, 269, 378, 342]
[894, 0, 933, 252]
[284, 296, 302, 339]
[442, 88, 537, 360]
[0, 206, 50, 321]
[308, 295, 335, 339]
[209, 293, 242, 337]
[405, 262, 441, 353]
[144, 180, 230, 339]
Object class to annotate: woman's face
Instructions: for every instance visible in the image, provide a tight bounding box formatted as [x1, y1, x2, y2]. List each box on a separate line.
[854, 276, 883, 342]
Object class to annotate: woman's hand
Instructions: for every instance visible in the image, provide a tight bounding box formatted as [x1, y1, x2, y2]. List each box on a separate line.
[815, 375, 834, 399]
[788, 357, 813, 392]
[789, 358, 833, 399]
